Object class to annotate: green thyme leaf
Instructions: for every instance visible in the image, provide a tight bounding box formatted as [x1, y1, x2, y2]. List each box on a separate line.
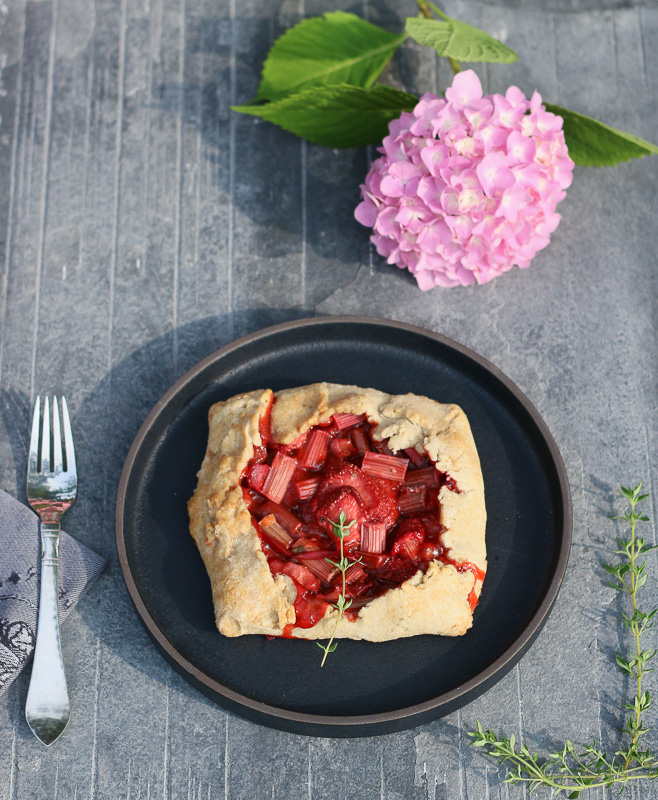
[233, 84, 419, 148]
[254, 11, 407, 102]
[545, 104, 658, 166]
[468, 485, 658, 794]
[317, 514, 361, 665]
[405, 16, 518, 64]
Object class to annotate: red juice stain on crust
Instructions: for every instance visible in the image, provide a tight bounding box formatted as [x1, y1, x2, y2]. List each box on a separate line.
[460, 562, 486, 611]
[239, 413, 485, 630]
[438, 557, 486, 611]
[279, 586, 328, 638]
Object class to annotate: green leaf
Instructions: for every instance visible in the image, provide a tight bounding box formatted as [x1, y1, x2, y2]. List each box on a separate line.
[405, 16, 518, 64]
[254, 11, 407, 102]
[544, 103, 658, 167]
[233, 84, 419, 148]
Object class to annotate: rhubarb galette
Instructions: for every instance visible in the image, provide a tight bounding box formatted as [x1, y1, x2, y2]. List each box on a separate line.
[187, 382, 486, 642]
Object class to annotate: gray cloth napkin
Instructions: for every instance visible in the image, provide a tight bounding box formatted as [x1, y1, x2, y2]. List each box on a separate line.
[0, 489, 106, 695]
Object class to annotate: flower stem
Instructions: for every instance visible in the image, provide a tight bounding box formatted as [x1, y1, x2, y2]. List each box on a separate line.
[416, 0, 448, 21]
[414, 1, 462, 74]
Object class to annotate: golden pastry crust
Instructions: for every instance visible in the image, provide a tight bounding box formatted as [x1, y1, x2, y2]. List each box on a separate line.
[187, 382, 486, 641]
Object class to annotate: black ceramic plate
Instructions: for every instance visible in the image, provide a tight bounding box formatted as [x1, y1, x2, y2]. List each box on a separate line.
[116, 316, 571, 737]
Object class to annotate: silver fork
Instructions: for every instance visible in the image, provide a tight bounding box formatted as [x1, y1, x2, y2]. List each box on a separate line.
[25, 396, 77, 746]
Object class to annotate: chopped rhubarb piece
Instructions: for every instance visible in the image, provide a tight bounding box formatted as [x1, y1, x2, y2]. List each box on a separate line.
[304, 558, 338, 583]
[335, 581, 369, 600]
[344, 562, 368, 584]
[246, 463, 269, 492]
[362, 451, 409, 482]
[361, 521, 386, 554]
[291, 536, 324, 554]
[372, 438, 395, 457]
[356, 551, 389, 569]
[330, 437, 357, 458]
[280, 562, 320, 592]
[261, 452, 296, 503]
[404, 446, 426, 467]
[317, 463, 378, 508]
[405, 466, 439, 488]
[398, 486, 427, 514]
[294, 475, 321, 502]
[294, 549, 337, 561]
[259, 500, 302, 534]
[332, 412, 367, 430]
[281, 484, 301, 510]
[350, 427, 372, 453]
[299, 429, 331, 469]
[343, 580, 372, 598]
[259, 514, 293, 552]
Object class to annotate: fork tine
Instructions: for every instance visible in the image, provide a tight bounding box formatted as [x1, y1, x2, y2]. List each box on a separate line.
[40, 397, 51, 473]
[28, 396, 41, 476]
[61, 397, 76, 479]
[52, 397, 63, 473]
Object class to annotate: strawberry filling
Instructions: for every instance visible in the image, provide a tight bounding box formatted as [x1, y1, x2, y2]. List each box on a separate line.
[240, 410, 482, 633]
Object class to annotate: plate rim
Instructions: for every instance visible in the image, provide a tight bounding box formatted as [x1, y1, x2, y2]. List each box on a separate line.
[115, 314, 572, 732]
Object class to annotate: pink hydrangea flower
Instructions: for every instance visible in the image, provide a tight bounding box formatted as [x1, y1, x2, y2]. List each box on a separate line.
[354, 70, 574, 289]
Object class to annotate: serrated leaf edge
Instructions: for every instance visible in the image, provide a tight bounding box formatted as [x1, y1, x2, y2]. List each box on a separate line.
[255, 11, 407, 102]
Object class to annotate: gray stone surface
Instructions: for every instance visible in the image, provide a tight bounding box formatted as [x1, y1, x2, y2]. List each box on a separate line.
[1, 0, 658, 797]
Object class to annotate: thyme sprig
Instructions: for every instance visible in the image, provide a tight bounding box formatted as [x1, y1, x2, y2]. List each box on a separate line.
[317, 512, 360, 666]
[469, 484, 658, 797]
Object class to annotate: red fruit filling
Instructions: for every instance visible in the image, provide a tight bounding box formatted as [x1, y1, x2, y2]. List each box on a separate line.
[240, 409, 483, 634]
[361, 522, 386, 554]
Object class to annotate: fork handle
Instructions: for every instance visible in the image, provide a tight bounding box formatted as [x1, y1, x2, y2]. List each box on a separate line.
[25, 522, 70, 746]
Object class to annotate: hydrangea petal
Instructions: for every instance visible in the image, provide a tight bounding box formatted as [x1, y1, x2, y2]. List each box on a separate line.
[417, 218, 452, 252]
[476, 152, 515, 197]
[417, 176, 447, 213]
[420, 143, 450, 176]
[354, 70, 573, 289]
[445, 69, 483, 108]
[354, 198, 378, 227]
